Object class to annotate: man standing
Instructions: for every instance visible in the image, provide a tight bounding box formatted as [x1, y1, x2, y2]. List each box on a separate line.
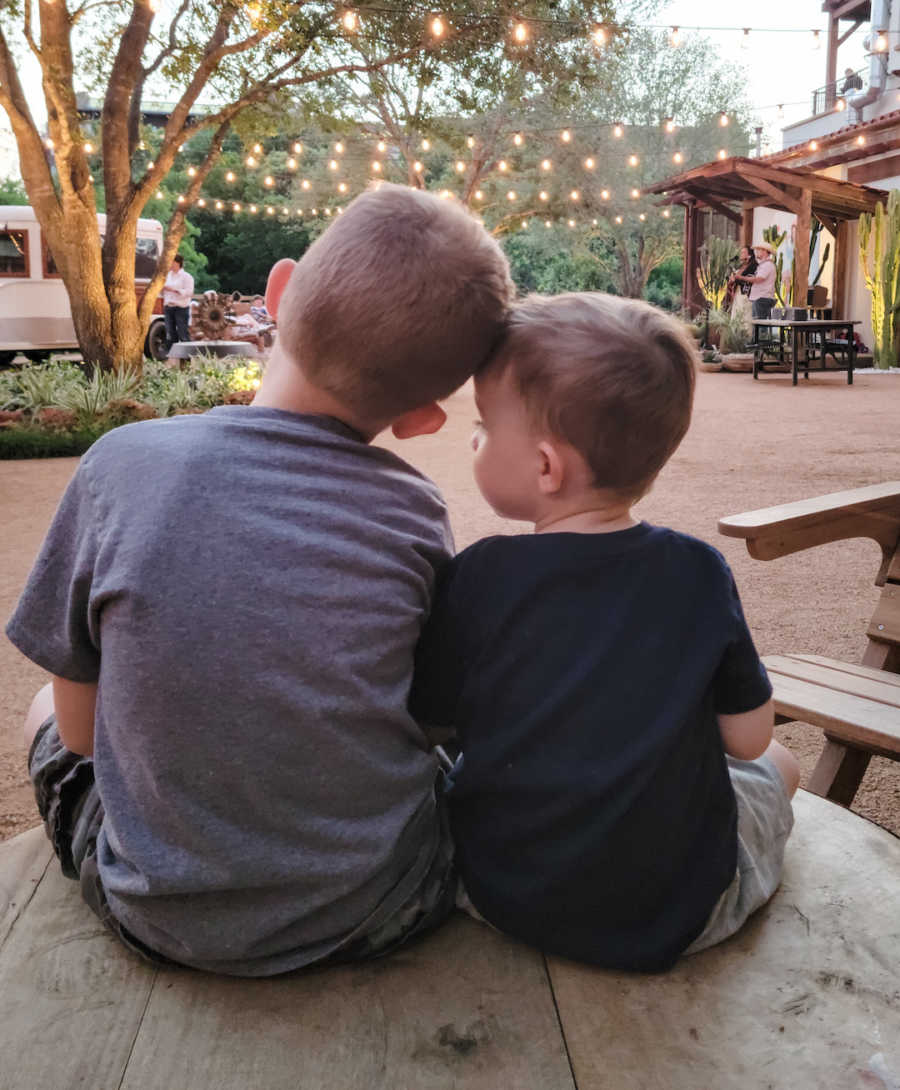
[162, 255, 194, 351]
[737, 242, 777, 321]
[841, 67, 863, 93]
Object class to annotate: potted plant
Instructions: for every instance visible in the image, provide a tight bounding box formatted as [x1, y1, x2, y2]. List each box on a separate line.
[709, 308, 754, 371]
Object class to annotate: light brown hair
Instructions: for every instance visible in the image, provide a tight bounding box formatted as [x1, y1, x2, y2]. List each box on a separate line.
[482, 292, 697, 499]
[276, 184, 514, 422]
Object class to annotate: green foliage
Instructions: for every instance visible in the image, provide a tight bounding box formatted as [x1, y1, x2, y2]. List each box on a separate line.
[502, 227, 616, 295]
[780, 219, 832, 307]
[697, 237, 736, 310]
[56, 367, 142, 418]
[0, 424, 111, 460]
[708, 306, 751, 354]
[859, 191, 900, 369]
[3, 362, 86, 413]
[0, 176, 28, 204]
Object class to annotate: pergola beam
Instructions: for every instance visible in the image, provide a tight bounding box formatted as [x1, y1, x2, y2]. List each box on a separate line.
[680, 185, 742, 225]
[734, 168, 803, 216]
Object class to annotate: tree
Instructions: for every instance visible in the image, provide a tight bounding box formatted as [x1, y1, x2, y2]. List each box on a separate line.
[0, 174, 27, 202]
[0, 1, 625, 369]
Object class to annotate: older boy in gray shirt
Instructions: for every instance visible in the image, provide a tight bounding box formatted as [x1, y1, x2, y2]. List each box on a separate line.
[7, 185, 513, 975]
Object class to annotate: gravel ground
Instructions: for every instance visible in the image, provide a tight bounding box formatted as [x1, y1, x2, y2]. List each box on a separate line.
[2, 368, 898, 841]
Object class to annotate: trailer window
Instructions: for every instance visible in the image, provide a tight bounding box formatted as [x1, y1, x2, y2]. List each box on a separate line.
[135, 237, 160, 279]
[0, 229, 29, 277]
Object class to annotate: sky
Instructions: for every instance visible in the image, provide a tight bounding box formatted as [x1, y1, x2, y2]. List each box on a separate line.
[656, 0, 869, 149]
[0, 1, 874, 178]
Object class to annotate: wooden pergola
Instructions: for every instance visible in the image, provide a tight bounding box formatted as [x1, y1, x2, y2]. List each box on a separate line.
[644, 157, 887, 316]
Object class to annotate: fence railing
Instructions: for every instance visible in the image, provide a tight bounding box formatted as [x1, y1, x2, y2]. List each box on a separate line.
[810, 68, 868, 116]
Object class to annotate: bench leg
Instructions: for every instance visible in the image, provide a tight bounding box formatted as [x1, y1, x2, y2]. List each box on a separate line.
[807, 739, 871, 806]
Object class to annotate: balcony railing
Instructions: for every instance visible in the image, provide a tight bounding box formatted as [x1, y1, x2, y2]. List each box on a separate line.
[810, 68, 868, 116]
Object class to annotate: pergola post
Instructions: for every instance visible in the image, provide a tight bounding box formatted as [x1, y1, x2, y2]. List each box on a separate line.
[826, 13, 839, 109]
[741, 206, 754, 248]
[683, 202, 705, 316]
[793, 189, 813, 308]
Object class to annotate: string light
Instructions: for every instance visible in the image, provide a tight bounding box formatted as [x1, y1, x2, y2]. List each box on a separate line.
[413, 160, 423, 172]
[777, 104, 784, 119]
[584, 157, 595, 169]
[741, 28, 750, 50]
[177, 194, 185, 203]
[245, 155, 257, 167]
[377, 139, 387, 152]
[338, 182, 348, 192]
[718, 112, 729, 127]
[628, 155, 639, 166]
[225, 171, 235, 182]
[809, 139, 818, 150]
[541, 158, 552, 171]
[507, 190, 517, 201]
[601, 189, 610, 200]
[835, 98, 846, 112]
[670, 26, 681, 46]
[662, 209, 671, 218]
[615, 215, 623, 224]
[812, 29, 820, 50]
[335, 141, 345, 154]
[253, 143, 262, 154]
[673, 152, 683, 164]
[198, 198, 206, 208]
[498, 159, 508, 171]
[664, 118, 676, 134]
[592, 25, 607, 47]
[567, 219, 575, 228]
[545, 220, 552, 228]
[421, 138, 430, 150]
[513, 21, 528, 43]
[561, 129, 572, 143]
[569, 189, 580, 201]
[630, 188, 640, 198]
[342, 10, 358, 32]
[639, 213, 646, 221]
[466, 134, 475, 148]
[215, 200, 224, 210]
[233, 202, 241, 212]
[267, 206, 275, 215]
[148, 161, 154, 169]
[83, 141, 93, 152]
[263, 175, 274, 187]
[155, 189, 163, 199]
[474, 189, 483, 199]
[513, 131, 524, 146]
[293, 142, 303, 154]
[372, 160, 382, 172]
[287, 158, 297, 170]
[857, 134, 866, 145]
[431, 16, 445, 38]
[613, 123, 624, 138]
[249, 204, 256, 213]
[717, 149, 728, 160]
[301, 179, 311, 190]
[329, 159, 339, 170]
[187, 166, 197, 177]
[875, 28, 888, 51]
[455, 160, 466, 172]
[539, 190, 549, 201]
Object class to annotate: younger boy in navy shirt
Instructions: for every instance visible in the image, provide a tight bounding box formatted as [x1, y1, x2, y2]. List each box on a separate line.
[412, 292, 799, 973]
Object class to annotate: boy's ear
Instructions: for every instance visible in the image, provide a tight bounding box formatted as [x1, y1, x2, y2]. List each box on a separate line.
[391, 402, 447, 439]
[537, 439, 566, 495]
[264, 258, 296, 320]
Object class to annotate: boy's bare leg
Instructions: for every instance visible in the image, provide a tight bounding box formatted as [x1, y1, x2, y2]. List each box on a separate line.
[765, 739, 800, 798]
[24, 683, 54, 750]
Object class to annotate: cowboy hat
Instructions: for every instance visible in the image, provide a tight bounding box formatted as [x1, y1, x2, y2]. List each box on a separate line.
[752, 241, 774, 253]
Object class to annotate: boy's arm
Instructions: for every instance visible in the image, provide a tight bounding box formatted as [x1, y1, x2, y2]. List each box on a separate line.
[53, 676, 98, 756]
[717, 699, 774, 762]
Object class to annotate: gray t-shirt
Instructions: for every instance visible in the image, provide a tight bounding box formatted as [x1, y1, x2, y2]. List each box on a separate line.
[7, 407, 453, 975]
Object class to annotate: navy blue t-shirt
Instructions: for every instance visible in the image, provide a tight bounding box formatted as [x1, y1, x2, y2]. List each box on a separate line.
[411, 523, 772, 972]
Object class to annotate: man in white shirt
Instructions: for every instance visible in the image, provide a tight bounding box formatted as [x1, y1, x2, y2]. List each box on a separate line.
[736, 243, 777, 320]
[162, 255, 194, 351]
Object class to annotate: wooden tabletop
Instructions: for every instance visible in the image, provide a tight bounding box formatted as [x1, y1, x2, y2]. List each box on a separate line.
[2, 791, 899, 1089]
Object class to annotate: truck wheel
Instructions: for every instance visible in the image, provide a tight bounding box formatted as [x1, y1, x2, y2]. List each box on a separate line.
[145, 320, 168, 362]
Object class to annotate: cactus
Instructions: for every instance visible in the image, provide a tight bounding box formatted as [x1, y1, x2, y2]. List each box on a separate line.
[697, 236, 737, 311]
[763, 226, 788, 306]
[783, 220, 832, 306]
[859, 190, 900, 369]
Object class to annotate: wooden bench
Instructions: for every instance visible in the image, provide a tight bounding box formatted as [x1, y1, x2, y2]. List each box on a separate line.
[3, 791, 899, 1088]
[719, 481, 900, 806]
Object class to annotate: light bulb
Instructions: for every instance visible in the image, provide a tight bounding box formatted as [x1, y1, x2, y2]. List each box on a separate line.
[673, 152, 683, 164]
[592, 25, 606, 47]
[639, 213, 646, 221]
[561, 129, 571, 143]
[570, 189, 580, 201]
[777, 104, 785, 119]
[615, 215, 623, 224]
[413, 161, 423, 172]
[456, 160, 466, 172]
[225, 171, 235, 182]
[835, 98, 846, 112]
[198, 198, 206, 208]
[613, 123, 624, 138]
[329, 159, 338, 170]
[718, 149, 728, 160]
[466, 134, 475, 148]
[421, 138, 430, 150]
[601, 189, 610, 200]
[741, 28, 750, 50]
[631, 188, 640, 198]
[267, 206, 274, 215]
[498, 159, 508, 171]
[187, 166, 197, 176]
[539, 190, 549, 201]
[372, 161, 382, 172]
[809, 140, 818, 150]
[875, 29, 888, 51]
[342, 10, 358, 31]
[335, 141, 345, 154]
[155, 189, 163, 199]
[249, 204, 256, 213]
[233, 202, 241, 212]
[287, 158, 297, 170]
[513, 21, 528, 43]
[246, 155, 257, 167]
[474, 189, 483, 199]
[541, 158, 552, 171]
[567, 219, 575, 228]
[83, 141, 93, 153]
[431, 16, 444, 38]
[338, 182, 347, 192]
[216, 200, 224, 210]
[377, 140, 387, 152]
[670, 26, 680, 46]
[302, 179, 311, 189]
[628, 155, 639, 166]
[664, 118, 676, 133]
[513, 132, 523, 146]
[662, 209, 671, 218]
[719, 112, 729, 127]
[813, 29, 821, 50]
[584, 157, 595, 169]
[293, 142, 303, 154]
[507, 190, 517, 201]
[264, 175, 274, 186]
[253, 143, 262, 154]
[857, 134, 866, 145]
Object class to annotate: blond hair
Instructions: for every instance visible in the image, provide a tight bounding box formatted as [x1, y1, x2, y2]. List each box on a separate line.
[483, 293, 697, 499]
[276, 184, 514, 422]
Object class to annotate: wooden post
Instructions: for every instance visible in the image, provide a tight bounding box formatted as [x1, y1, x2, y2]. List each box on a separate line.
[793, 189, 813, 308]
[832, 220, 848, 319]
[826, 13, 839, 109]
[683, 202, 705, 316]
[741, 205, 754, 248]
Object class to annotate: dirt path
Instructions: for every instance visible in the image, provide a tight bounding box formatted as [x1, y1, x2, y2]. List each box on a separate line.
[2, 369, 899, 840]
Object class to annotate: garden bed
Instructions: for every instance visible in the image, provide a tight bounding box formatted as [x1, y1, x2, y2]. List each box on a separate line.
[0, 356, 262, 459]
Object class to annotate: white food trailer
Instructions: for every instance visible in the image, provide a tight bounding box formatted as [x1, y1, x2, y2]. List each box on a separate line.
[0, 206, 168, 364]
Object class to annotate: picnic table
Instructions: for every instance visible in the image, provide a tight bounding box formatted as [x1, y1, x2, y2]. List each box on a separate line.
[2, 792, 900, 1088]
[751, 319, 860, 386]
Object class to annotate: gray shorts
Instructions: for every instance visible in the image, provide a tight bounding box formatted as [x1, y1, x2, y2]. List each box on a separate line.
[29, 717, 457, 970]
[684, 754, 794, 955]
